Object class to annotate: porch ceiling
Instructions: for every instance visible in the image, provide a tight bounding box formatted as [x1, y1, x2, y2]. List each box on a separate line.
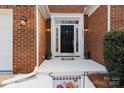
[48, 5, 87, 13]
[38, 5, 100, 20]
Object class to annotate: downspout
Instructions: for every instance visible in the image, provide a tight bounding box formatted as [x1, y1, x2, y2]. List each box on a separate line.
[36, 5, 39, 67]
[108, 5, 111, 32]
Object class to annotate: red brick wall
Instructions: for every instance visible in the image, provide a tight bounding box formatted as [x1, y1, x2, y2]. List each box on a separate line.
[84, 15, 89, 52]
[48, 5, 86, 13]
[88, 6, 107, 65]
[38, 10, 47, 65]
[111, 5, 124, 30]
[0, 5, 36, 74]
[46, 19, 51, 51]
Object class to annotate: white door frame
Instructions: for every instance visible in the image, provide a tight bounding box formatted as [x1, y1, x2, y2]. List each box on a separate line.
[50, 13, 84, 59]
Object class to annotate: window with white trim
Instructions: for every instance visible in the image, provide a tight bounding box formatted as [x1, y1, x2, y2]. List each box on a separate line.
[55, 20, 79, 24]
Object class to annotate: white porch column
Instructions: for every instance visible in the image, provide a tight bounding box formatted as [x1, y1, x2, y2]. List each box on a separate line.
[36, 5, 39, 67]
[108, 5, 111, 32]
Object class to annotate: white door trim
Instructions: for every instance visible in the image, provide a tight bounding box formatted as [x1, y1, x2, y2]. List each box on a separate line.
[51, 13, 84, 59]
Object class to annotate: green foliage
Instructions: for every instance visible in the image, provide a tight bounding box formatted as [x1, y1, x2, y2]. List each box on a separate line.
[45, 50, 52, 59]
[103, 29, 124, 85]
[84, 51, 91, 59]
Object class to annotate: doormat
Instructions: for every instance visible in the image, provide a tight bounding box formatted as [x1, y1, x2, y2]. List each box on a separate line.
[52, 75, 81, 88]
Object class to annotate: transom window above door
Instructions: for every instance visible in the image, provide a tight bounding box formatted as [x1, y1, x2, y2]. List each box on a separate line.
[55, 20, 79, 24]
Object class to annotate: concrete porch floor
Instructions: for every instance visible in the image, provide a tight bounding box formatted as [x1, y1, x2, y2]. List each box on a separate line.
[38, 59, 107, 74]
[2, 59, 107, 88]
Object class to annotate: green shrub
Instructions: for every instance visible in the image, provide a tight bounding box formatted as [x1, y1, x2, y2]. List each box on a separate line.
[84, 51, 91, 59]
[103, 29, 124, 85]
[45, 50, 52, 60]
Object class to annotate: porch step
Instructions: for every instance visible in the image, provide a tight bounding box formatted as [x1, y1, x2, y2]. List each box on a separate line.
[61, 57, 74, 60]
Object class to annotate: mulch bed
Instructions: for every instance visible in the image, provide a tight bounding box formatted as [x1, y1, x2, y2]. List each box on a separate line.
[88, 73, 124, 88]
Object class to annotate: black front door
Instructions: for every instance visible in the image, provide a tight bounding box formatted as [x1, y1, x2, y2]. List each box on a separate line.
[60, 25, 74, 53]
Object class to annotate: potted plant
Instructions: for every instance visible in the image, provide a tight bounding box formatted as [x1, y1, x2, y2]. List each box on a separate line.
[84, 51, 91, 59]
[45, 50, 52, 60]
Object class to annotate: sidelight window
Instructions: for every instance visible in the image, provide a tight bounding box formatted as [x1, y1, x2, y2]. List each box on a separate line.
[56, 27, 59, 52]
[76, 28, 79, 52]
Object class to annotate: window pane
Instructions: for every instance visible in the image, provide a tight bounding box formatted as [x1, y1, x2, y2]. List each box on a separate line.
[55, 20, 79, 24]
[56, 27, 59, 52]
[76, 28, 78, 52]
